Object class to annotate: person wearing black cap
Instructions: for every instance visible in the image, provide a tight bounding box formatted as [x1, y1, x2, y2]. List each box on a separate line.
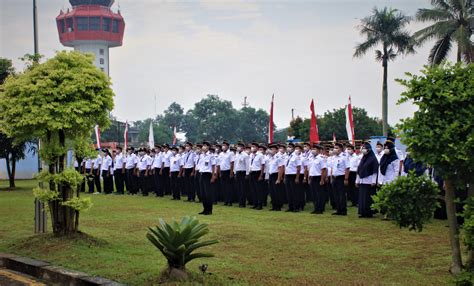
[169, 146, 183, 200]
[284, 142, 302, 212]
[101, 149, 114, 194]
[301, 142, 312, 209]
[125, 147, 138, 195]
[267, 144, 284, 211]
[199, 141, 216, 215]
[345, 144, 360, 207]
[356, 142, 379, 218]
[374, 141, 384, 163]
[192, 144, 203, 202]
[160, 144, 172, 195]
[152, 145, 163, 196]
[378, 140, 400, 185]
[113, 146, 126, 195]
[308, 144, 327, 214]
[249, 142, 265, 210]
[331, 142, 350, 215]
[234, 142, 250, 208]
[219, 141, 235, 206]
[182, 142, 195, 202]
[92, 149, 102, 194]
[83, 155, 94, 193]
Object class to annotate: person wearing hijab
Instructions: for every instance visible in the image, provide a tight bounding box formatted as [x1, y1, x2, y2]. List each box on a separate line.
[378, 140, 400, 185]
[356, 142, 379, 218]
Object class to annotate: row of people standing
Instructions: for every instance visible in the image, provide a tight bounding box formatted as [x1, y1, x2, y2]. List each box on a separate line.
[75, 138, 403, 217]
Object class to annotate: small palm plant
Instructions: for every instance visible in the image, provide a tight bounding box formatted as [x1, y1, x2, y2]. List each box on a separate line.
[146, 216, 218, 280]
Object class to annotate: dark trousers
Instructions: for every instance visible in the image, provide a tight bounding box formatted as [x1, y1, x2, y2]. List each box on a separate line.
[236, 171, 247, 207]
[194, 171, 201, 202]
[249, 171, 263, 208]
[200, 172, 214, 213]
[161, 167, 171, 195]
[333, 175, 347, 215]
[269, 173, 283, 210]
[285, 174, 297, 211]
[76, 167, 86, 192]
[183, 168, 194, 201]
[347, 171, 358, 206]
[221, 170, 232, 204]
[114, 169, 125, 194]
[93, 169, 101, 193]
[138, 170, 149, 196]
[170, 171, 180, 199]
[327, 177, 337, 210]
[296, 178, 306, 210]
[358, 184, 376, 217]
[310, 176, 327, 212]
[154, 168, 163, 196]
[85, 169, 94, 193]
[102, 170, 113, 194]
[262, 179, 269, 207]
[125, 168, 137, 194]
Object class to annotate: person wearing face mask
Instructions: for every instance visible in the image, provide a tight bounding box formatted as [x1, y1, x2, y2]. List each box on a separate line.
[191, 144, 202, 202]
[331, 142, 350, 216]
[267, 144, 285, 211]
[218, 141, 235, 206]
[113, 146, 125, 195]
[152, 145, 163, 197]
[124, 147, 138, 195]
[294, 144, 306, 211]
[92, 149, 102, 194]
[300, 142, 312, 210]
[101, 149, 113, 194]
[308, 144, 328, 214]
[356, 142, 379, 218]
[378, 140, 400, 186]
[160, 144, 172, 196]
[198, 141, 217, 215]
[136, 148, 148, 196]
[325, 147, 337, 210]
[261, 145, 271, 207]
[387, 136, 405, 176]
[345, 144, 360, 207]
[374, 141, 384, 163]
[169, 146, 183, 200]
[84, 155, 94, 193]
[181, 142, 195, 202]
[248, 142, 265, 210]
[284, 142, 302, 212]
[234, 142, 250, 207]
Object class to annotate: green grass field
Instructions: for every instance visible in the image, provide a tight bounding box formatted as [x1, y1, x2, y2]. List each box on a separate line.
[0, 180, 453, 285]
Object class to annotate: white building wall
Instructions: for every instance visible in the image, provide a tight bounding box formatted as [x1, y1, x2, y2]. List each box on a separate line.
[74, 42, 109, 76]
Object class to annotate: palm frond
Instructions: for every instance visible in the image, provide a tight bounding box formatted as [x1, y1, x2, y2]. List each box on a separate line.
[413, 20, 458, 45]
[416, 8, 452, 22]
[428, 34, 453, 65]
[354, 37, 380, 58]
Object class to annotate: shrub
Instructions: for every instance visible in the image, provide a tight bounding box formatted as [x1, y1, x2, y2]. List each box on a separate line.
[372, 173, 439, 231]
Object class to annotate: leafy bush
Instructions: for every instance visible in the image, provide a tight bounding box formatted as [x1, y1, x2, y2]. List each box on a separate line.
[61, 197, 93, 211]
[462, 198, 474, 251]
[372, 173, 439, 231]
[33, 187, 59, 203]
[452, 269, 474, 286]
[146, 216, 218, 275]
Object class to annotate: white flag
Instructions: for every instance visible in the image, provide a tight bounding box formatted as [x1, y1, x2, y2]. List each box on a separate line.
[148, 121, 154, 149]
[94, 125, 101, 149]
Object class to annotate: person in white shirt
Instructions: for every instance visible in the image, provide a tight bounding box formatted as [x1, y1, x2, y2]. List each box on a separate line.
[299, 142, 311, 211]
[387, 137, 405, 176]
[84, 156, 94, 193]
[267, 144, 285, 211]
[152, 145, 163, 197]
[113, 147, 126, 194]
[92, 150, 102, 193]
[283, 142, 302, 212]
[192, 144, 202, 202]
[378, 140, 400, 186]
[125, 147, 138, 195]
[137, 148, 151, 196]
[308, 144, 327, 214]
[180, 142, 195, 202]
[346, 144, 361, 207]
[101, 149, 113, 194]
[198, 142, 217, 215]
[374, 141, 384, 163]
[160, 144, 172, 195]
[355, 142, 379, 218]
[234, 142, 250, 208]
[218, 141, 235, 206]
[331, 142, 350, 216]
[325, 147, 337, 210]
[249, 142, 265, 210]
[169, 146, 183, 200]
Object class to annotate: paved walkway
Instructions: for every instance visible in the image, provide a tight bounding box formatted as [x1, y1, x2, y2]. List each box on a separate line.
[0, 269, 45, 286]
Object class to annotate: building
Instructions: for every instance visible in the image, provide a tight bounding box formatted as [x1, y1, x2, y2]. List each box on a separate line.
[56, 0, 125, 76]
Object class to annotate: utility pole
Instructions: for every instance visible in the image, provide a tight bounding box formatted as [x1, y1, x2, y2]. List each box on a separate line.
[291, 108, 294, 121]
[33, 0, 39, 57]
[242, 96, 249, 108]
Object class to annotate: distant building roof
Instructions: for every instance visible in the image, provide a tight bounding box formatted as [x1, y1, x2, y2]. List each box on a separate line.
[70, 0, 114, 7]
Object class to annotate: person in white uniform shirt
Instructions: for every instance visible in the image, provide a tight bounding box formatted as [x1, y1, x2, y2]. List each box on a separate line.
[198, 142, 217, 215]
[160, 144, 172, 195]
[346, 144, 361, 207]
[374, 141, 384, 163]
[218, 141, 235, 206]
[137, 148, 151, 196]
[234, 142, 250, 208]
[267, 144, 285, 211]
[125, 147, 138, 195]
[299, 142, 311, 211]
[249, 142, 265, 210]
[378, 140, 400, 186]
[331, 142, 350, 216]
[84, 156, 94, 193]
[308, 144, 327, 214]
[192, 144, 203, 202]
[283, 142, 302, 212]
[113, 147, 126, 194]
[387, 137, 405, 176]
[181, 142, 196, 202]
[92, 150, 102, 194]
[152, 145, 163, 197]
[355, 142, 379, 218]
[169, 146, 183, 200]
[101, 149, 113, 194]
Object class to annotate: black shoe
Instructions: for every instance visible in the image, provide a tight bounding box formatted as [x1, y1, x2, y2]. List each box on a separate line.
[332, 212, 340, 216]
[285, 209, 293, 212]
[310, 210, 318, 214]
[198, 211, 206, 215]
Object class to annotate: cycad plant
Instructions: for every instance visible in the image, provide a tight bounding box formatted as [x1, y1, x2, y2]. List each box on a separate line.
[146, 216, 218, 277]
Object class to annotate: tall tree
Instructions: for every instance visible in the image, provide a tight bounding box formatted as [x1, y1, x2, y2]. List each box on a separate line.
[354, 7, 414, 136]
[162, 102, 185, 130]
[414, 0, 473, 65]
[0, 51, 114, 235]
[397, 62, 474, 274]
[236, 107, 270, 143]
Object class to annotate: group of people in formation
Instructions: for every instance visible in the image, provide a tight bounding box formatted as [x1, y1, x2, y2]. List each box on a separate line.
[75, 137, 405, 216]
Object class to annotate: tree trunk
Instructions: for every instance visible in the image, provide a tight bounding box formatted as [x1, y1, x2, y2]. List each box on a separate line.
[9, 154, 16, 188]
[5, 155, 12, 190]
[382, 58, 388, 137]
[466, 182, 474, 270]
[445, 178, 463, 275]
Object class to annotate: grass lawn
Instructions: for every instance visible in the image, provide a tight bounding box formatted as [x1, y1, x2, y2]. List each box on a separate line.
[0, 179, 453, 285]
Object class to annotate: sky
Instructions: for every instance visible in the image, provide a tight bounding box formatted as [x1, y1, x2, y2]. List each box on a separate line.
[0, 0, 456, 130]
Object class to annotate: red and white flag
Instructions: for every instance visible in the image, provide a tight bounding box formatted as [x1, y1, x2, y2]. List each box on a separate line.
[124, 120, 128, 152]
[268, 94, 274, 144]
[345, 96, 355, 145]
[172, 126, 177, 145]
[94, 125, 101, 149]
[309, 99, 320, 144]
[148, 121, 155, 149]
[333, 132, 336, 143]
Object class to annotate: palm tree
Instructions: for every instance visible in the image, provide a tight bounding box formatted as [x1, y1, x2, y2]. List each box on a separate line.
[414, 0, 473, 65]
[354, 7, 414, 137]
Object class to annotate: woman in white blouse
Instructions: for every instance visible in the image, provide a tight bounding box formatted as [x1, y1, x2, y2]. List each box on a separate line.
[378, 140, 400, 186]
[356, 142, 379, 218]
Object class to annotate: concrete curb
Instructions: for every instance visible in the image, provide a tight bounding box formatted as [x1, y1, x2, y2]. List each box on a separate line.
[0, 253, 125, 285]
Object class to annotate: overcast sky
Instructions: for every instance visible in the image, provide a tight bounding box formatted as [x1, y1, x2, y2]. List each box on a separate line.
[0, 0, 455, 130]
